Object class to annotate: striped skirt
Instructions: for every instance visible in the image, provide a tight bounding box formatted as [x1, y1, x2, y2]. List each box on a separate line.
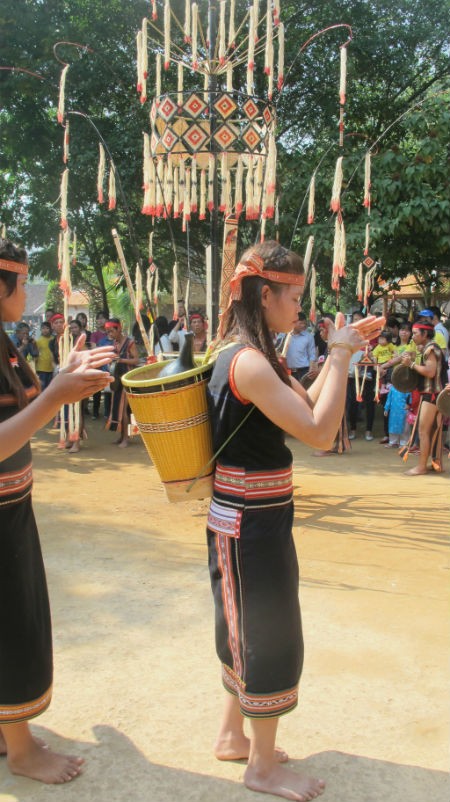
[207, 463, 303, 718]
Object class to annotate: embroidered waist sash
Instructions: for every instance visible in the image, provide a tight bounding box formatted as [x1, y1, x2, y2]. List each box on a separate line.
[213, 462, 293, 509]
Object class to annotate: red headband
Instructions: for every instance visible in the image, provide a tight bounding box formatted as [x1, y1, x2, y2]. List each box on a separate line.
[412, 323, 434, 332]
[0, 258, 28, 275]
[105, 321, 121, 330]
[50, 313, 64, 323]
[190, 313, 204, 322]
[229, 254, 305, 302]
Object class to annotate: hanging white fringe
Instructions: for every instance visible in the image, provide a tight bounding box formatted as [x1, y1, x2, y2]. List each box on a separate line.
[235, 156, 244, 218]
[307, 172, 315, 224]
[219, 154, 227, 213]
[184, 0, 191, 43]
[339, 46, 347, 105]
[330, 156, 343, 212]
[63, 121, 70, 164]
[142, 133, 151, 214]
[57, 231, 63, 270]
[165, 156, 173, 215]
[309, 266, 317, 323]
[156, 157, 164, 216]
[97, 143, 105, 204]
[135, 264, 143, 321]
[136, 31, 143, 93]
[72, 230, 77, 265]
[247, 5, 256, 95]
[363, 151, 371, 210]
[192, 3, 199, 68]
[60, 227, 72, 297]
[156, 52, 162, 99]
[245, 157, 255, 219]
[164, 0, 171, 69]
[303, 235, 314, 276]
[364, 222, 370, 256]
[208, 155, 214, 211]
[141, 18, 148, 101]
[262, 132, 276, 218]
[60, 169, 68, 230]
[108, 162, 116, 210]
[173, 164, 179, 218]
[273, 0, 281, 26]
[357, 262, 363, 302]
[183, 166, 191, 229]
[277, 22, 284, 90]
[57, 64, 69, 124]
[218, 0, 226, 64]
[364, 262, 377, 309]
[191, 158, 198, 213]
[199, 168, 207, 219]
[228, 0, 236, 48]
[177, 61, 183, 107]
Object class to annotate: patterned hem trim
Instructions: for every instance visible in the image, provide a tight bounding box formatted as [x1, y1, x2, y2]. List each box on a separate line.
[222, 664, 298, 718]
[0, 462, 33, 498]
[0, 686, 52, 724]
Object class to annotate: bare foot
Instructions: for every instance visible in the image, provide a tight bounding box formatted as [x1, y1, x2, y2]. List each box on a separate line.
[67, 443, 80, 453]
[244, 763, 325, 801]
[117, 439, 129, 448]
[7, 742, 83, 784]
[405, 467, 428, 475]
[215, 733, 288, 763]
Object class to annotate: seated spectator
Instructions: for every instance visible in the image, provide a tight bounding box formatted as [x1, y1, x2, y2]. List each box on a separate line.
[190, 311, 208, 353]
[151, 315, 173, 357]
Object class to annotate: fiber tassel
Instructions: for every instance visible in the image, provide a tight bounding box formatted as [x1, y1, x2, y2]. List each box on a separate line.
[332, 215, 341, 290]
[219, 154, 227, 212]
[165, 157, 173, 215]
[363, 151, 371, 209]
[178, 160, 185, 215]
[191, 158, 198, 213]
[203, 70, 208, 103]
[60, 169, 68, 230]
[218, 0, 226, 65]
[225, 161, 232, 216]
[136, 31, 143, 92]
[97, 143, 105, 204]
[57, 64, 69, 124]
[108, 162, 116, 210]
[252, 0, 260, 40]
[246, 157, 255, 220]
[156, 157, 164, 216]
[184, 0, 191, 43]
[173, 165, 179, 218]
[303, 235, 314, 276]
[273, 0, 280, 26]
[164, 0, 171, 70]
[260, 216, 266, 241]
[254, 156, 263, 216]
[330, 156, 343, 212]
[263, 132, 276, 218]
[339, 217, 346, 277]
[374, 365, 380, 403]
[357, 262, 363, 301]
[226, 62, 233, 91]
[277, 22, 284, 91]
[199, 168, 206, 219]
[149, 156, 156, 215]
[1, 224, 6, 238]
[364, 263, 377, 308]
[63, 121, 70, 164]
[339, 107, 344, 148]
[183, 166, 191, 226]
[60, 227, 71, 296]
[309, 266, 316, 323]
[192, 4, 199, 68]
[151, 0, 157, 20]
[235, 156, 244, 217]
[339, 46, 347, 105]
[72, 230, 77, 265]
[228, 0, 236, 48]
[172, 261, 179, 320]
[148, 231, 154, 267]
[142, 134, 151, 214]
[208, 155, 214, 211]
[177, 61, 183, 107]
[156, 52, 161, 100]
[247, 5, 256, 95]
[141, 18, 148, 82]
[57, 231, 63, 270]
[307, 173, 315, 223]
[364, 223, 370, 256]
[355, 364, 361, 402]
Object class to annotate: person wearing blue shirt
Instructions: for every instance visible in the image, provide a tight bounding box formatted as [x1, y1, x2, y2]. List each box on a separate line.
[285, 312, 317, 381]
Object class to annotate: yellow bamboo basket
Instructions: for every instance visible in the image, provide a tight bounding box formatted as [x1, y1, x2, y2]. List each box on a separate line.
[121, 359, 214, 502]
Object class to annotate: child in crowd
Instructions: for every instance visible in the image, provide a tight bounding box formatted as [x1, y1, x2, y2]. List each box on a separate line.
[372, 330, 396, 443]
[384, 384, 411, 447]
[35, 321, 55, 390]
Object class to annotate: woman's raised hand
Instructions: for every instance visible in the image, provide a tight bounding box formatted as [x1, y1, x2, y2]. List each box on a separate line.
[323, 314, 385, 355]
[65, 332, 116, 372]
[350, 315, 385, 341]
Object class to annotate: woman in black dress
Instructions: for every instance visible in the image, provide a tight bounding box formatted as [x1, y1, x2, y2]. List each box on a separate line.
[0, 239, 114, 783]
[206, 241, 384, 801]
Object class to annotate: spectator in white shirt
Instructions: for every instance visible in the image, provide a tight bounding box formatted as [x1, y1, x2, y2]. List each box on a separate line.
[285, 312, 317, 382]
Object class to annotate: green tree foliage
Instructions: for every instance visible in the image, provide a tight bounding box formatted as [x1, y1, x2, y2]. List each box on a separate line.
[0, 0, 449, 315]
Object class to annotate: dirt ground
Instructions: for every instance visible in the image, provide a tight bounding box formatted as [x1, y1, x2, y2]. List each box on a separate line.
[0, 410, 449, 802]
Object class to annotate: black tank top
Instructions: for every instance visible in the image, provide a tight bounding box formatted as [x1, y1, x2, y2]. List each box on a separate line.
[207, 343, 292, 471]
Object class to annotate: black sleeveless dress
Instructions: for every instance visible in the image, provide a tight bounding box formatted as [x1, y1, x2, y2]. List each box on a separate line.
[206, 344, 303, 718]
[0, 370, 53, 724]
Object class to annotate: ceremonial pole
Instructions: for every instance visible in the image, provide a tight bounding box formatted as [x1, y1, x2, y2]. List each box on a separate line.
[208, 0, 220, 335]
